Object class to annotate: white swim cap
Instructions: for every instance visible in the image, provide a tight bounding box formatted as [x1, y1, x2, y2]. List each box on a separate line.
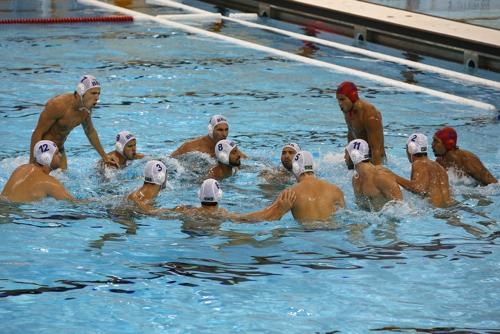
[198, 178, 223, 203]
[215, 139, 237, 165]
[207, 115, 228, 139]
[282, 142, 301, 152]
[292, 150, 314, 178]
[34, 140, 58, 167]
[346, 139, 370, 165]
[406, 133, 428, 155]
[76, 75, 101, 97]
[144, 160, 167, 187]
[115, 131, 136, 156]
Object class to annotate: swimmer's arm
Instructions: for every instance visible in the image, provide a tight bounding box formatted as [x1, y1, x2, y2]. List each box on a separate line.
[378, 178, 403, 201]
[461, 153, 497, 186]
[134, 153, 145, 160]
[394, 166, 428, 196]
[45, 180, 78, 202]
[237, 189, 296, 222]
[365, 116, 384, 165]
[82, 117, 119, 168]
[30, 105, 62, 163]
[170, 141, 193, 158]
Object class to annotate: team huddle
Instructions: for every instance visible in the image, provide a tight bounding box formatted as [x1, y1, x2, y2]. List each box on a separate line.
[1, 75, 497, 223]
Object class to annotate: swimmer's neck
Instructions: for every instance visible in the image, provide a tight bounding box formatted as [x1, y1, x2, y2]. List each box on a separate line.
[354, 161, 372, 176]
[139, 183, 161, 199]
[297, 172, 315, 182]
[218, 163, 234, 175]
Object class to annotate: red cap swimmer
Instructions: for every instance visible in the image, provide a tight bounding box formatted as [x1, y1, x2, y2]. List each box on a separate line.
[336, 81, 359, 104]
[434, 127, 457, 151]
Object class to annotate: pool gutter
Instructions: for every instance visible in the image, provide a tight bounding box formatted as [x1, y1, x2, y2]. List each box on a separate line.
[199, 0, 500, 72]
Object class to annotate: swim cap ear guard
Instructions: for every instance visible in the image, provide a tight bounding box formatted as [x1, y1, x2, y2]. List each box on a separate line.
[406, 133, 428, 155]
[144, 160, 167, 188]
[215, 139, 236, 166]
[292, 151, 314, 178]
[34, 140, 58, 167]
[115, 131, 136, 156]
[346, 139, 370, 165]
[198, 178, 223, 203]
[208, 115, 228, 139]
[76, 75, 100, 97]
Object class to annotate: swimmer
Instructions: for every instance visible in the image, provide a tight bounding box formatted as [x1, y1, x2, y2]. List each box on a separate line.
[244, 151, 345, 223]
[127, 160, 168, 214]
[394, 133, 453, 208]
[345, 139, 402, 211]
[206, 139, 242, 180]
[172, 179, 236, 220]
[260, 142, 301, 183]
[101, 130, 145, 169]
[336, 81, 385, 168]
[171, 114, 229, 158]
[171, 179, 296, 224]
[432, 127, 497, 186]
[29, 75, 119, 170]
[2, 140, 79, 203]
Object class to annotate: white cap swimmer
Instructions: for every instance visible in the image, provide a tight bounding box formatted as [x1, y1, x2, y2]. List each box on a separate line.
[346, 139, 370, 166]
[292, 150, 314, 178]
[144, 160, 167, 189]
[282, 142, 301, 152]
[34, 140, 58, 167]
[198, 178, 223, 204]
[115, 131, 136, 156]
[215, 139, 237, 166]
[76, 75, 100, 97]
[208, 115, 228, 139]
[406, 133, 428, 155]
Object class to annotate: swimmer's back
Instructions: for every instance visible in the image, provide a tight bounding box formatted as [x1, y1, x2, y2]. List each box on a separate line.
[290, 178, 345, 222]
[1, 164, 52, 202]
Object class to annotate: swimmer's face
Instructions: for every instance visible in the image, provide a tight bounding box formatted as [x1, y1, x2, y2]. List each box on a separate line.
[123, 139, 137, 160]
[213, 123, 229, 142]
[336, 94, 353, 114]
[344, 149, 354, 170]
[229, 147, 241, 167]
[431, 136, 446, 156]
[281, 148, 297, 171]
[82, 87, 101, 109]
[50, 149, 62, 170]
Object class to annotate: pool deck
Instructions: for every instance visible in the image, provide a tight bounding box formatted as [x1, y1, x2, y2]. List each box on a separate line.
[200, 0, 500, 71]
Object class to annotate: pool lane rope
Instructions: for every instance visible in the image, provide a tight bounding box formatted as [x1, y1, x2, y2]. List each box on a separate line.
[77, 0, 496, 111]
[0, 16, 133, 24]
[149, 0, 500, 91]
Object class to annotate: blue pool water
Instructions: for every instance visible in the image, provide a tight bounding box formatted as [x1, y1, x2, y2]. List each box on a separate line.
[0, 1, 499, 333]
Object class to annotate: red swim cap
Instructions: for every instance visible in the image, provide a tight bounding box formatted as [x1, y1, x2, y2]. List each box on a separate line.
[434, 127, 457, 151]
[336, 81, 359, 103]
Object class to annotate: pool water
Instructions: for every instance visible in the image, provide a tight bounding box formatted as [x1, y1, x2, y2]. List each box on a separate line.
[0, 1, 499, 333]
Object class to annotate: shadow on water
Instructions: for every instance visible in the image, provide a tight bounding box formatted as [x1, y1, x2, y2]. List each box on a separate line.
[371, 325, 500, 333]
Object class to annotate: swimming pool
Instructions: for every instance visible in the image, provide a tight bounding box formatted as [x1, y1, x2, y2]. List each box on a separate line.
[1, 1, 499, 333]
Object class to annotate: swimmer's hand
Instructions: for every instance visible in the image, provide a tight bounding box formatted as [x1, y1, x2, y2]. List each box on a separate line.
[103, 155, 120, 168]
[276, 189, 296, 212]
[135, 153, 145, 160]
